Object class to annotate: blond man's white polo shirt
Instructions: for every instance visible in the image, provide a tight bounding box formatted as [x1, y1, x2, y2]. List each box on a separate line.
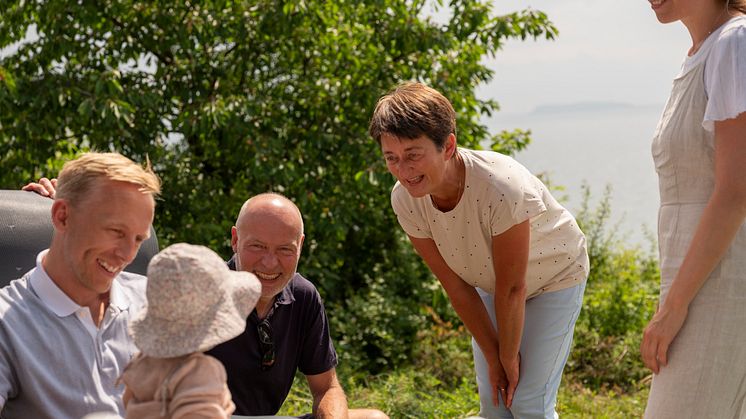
[0, 250, 146, 419]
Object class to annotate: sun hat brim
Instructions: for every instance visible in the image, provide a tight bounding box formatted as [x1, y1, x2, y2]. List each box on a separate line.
[130, 269, 261, 358]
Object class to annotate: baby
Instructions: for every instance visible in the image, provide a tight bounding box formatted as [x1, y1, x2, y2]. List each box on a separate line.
[120, 243, 261, 418]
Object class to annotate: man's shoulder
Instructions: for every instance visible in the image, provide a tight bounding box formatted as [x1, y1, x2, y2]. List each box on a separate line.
[0, 273, 42, 341]
[289, 273, 321, 294]
[289, 272, 315, 288]
[287, 273, 324, 306]
[0, 273, 34, 312]
[117, 270, 146, 288]
[115, 270, 147, 306]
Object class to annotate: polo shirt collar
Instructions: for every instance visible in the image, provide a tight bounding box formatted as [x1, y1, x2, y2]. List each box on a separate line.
[274, 278, 296, 306]
[30, 249, 130, 317]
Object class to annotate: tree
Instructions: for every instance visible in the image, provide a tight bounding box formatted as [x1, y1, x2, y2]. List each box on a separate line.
[0, 0, 556, 373]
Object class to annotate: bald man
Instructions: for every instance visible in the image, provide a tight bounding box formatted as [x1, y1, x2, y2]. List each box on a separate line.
[207, 193, 387, 418]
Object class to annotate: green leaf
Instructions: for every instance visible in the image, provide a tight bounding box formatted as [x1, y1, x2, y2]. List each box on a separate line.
[0, 66, 17, 93]
[77, 99, 93, 117]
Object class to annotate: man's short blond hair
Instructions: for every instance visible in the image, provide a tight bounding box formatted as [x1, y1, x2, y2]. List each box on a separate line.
[56, 152, 161, 205]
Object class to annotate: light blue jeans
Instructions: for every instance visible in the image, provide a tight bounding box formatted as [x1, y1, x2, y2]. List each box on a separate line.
[472, 282, 586, 419]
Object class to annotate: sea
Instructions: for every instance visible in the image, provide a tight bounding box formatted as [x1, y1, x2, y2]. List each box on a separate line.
[484, 102, 664, 248]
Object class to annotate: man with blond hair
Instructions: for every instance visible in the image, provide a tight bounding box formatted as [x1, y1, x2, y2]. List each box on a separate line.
[0, 152, 160, 419]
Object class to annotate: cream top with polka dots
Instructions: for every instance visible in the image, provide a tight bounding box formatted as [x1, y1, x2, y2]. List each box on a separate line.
[392, 148, 589, 298]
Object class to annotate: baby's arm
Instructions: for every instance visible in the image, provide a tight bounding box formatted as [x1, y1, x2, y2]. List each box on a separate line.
[169, 354, 234, 419]
[122, 385, 133, 407]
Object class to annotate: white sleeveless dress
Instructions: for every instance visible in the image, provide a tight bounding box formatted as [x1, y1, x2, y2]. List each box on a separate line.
[644, 19, 746, 419]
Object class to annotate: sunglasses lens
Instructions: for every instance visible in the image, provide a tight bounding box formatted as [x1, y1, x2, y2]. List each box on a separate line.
[258, 320, 275, 370]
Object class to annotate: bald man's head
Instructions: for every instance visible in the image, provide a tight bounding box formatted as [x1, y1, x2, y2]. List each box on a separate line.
[231, 193, 305, 301]
[235, 193, 304, 239]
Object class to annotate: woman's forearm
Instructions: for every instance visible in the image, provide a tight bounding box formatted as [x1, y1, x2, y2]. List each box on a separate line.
[494, 284, 526, 363]
[448, 284, 501, 361]
[491, 220, 530, 363]
[408, 235, 500, 361]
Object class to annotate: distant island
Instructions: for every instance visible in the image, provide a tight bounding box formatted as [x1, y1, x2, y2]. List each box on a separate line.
[531, 102, 640, 114]
[488, 102, 666, 120]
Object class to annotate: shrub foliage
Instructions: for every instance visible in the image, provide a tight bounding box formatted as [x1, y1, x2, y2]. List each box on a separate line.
[0, 0, 557, 372]
[570, 185, 659, 391]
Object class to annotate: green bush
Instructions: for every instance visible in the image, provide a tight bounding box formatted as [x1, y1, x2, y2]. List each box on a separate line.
[570, 185, 659, 392]
[1, 0, 554, 375]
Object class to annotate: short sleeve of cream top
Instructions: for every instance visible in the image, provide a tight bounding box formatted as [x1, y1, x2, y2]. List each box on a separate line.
[684, 15, 746, 132]
[391, 148, 588, 298]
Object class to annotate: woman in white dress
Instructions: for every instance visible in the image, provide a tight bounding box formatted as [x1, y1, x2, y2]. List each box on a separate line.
[641, 0, 746, 417]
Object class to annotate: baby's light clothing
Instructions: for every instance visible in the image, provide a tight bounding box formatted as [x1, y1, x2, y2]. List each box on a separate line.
[120, 352, 234, 419]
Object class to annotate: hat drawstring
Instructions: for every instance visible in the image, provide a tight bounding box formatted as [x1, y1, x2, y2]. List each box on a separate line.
[160, 382, 170, 417]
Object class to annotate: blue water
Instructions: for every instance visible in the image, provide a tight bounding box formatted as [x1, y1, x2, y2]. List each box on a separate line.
[484, 104, 663, 248]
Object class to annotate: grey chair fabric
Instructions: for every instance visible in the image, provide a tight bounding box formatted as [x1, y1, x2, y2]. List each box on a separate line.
[0, 190, 158, 288]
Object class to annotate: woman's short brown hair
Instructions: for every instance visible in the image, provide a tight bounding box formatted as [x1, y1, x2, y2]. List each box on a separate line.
[369, 82, 456, 150]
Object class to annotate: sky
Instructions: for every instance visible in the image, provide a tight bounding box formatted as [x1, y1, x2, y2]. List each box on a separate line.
[462, 0, 699, 244]
[479, 0, 692, 114]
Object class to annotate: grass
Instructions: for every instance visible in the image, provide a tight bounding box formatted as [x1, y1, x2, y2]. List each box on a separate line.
[557, 377, 649, 418]
[278, 357, 651, 418]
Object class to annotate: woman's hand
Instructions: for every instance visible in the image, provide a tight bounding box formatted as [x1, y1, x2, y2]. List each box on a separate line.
[641, 303, 688, 373]
[500, 352, 521, 408]
[487, 356, 509, 408]
[22, 177, 57, 198]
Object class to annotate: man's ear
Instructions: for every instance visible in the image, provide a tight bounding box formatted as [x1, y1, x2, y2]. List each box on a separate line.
[230, 226, 239, 253]
[50, 200, 70, 231]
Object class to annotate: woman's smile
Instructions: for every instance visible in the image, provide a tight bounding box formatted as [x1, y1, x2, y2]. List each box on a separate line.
[405, 175, 425, 185]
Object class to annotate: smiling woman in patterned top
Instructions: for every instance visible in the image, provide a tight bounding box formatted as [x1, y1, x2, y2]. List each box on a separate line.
[369, 82, 589, 419]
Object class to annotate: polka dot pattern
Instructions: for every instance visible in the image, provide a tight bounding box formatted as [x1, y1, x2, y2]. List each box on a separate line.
[390, 148, 589, 296]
